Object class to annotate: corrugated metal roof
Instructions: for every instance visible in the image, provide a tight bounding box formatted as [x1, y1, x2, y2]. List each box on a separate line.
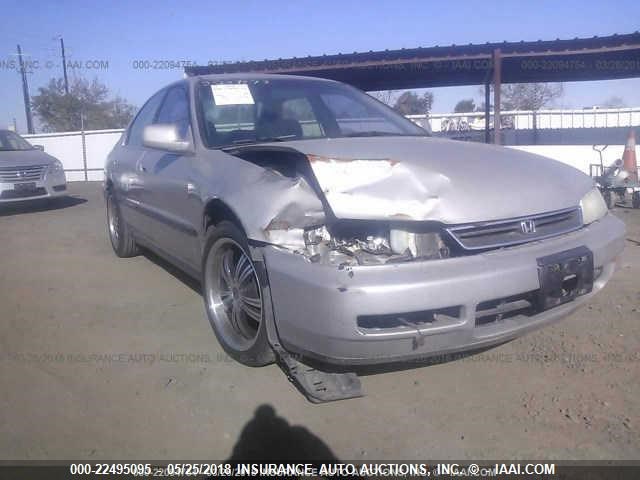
[185, 32, 640, 89]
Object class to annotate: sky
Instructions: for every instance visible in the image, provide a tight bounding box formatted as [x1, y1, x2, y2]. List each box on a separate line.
[1, 0, 639, 132]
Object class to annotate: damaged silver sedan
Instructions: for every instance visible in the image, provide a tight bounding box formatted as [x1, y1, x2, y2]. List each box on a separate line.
[104, 74, 625, 401]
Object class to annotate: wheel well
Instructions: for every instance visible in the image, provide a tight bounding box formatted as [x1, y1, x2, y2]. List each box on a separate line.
[203, 199, 245, 234]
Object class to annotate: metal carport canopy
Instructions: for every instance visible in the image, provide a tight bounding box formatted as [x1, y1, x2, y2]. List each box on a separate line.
[185, 32, 640, 90]
[186, 32, 640, 144]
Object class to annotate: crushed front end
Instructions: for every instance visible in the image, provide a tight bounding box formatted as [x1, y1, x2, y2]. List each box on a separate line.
[223, 138, 625, 366]
[263, 213, 624, 365]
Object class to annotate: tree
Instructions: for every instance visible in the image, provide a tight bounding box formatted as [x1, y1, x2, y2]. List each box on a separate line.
[32, 77, 136, 132]
[453, 99, 476, 113]
[500, 83, 563, 111]
[393, 91, 434, 115]
[599, 96, 626, 108]
[476, 82, 563, 111]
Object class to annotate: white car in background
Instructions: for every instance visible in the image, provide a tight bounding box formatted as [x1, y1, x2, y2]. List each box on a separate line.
[0, 130, 67, 203]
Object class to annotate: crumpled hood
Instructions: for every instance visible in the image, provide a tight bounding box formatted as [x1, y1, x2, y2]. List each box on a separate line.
[277, 136, 594, 224]
[0, 149, 57, 167]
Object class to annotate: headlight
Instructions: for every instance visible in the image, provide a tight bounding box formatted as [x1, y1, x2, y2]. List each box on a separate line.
[47, 160, 64, 175]
[390, 230, 449, 259]
[302, 224, 449, 265]
[580, 187, 608, 225]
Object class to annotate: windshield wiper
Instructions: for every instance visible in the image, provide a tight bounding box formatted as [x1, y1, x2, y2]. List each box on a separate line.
[342, 131, 405, 138]
[219, 135, 298, 150]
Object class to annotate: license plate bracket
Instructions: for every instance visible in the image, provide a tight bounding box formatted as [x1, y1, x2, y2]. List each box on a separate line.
[536, 246, 594, 311]
[14, 182, 37, 192]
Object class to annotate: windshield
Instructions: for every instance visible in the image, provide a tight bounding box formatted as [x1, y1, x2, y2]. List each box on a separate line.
[197, 79, 428, 149]
[0, 130, 34, 152]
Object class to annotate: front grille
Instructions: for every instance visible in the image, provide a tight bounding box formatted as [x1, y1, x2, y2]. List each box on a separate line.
[1, 187, 47, 199]
[446, 207, 582, 251]
[475, 291, 538, 326]
[0, 164, 47, 183]
[357, 306, 462, 331]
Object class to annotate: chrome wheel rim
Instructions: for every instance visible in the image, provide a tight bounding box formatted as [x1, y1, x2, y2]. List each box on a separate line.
[204, 238, 263, 351]
[107, 195, 120, 245]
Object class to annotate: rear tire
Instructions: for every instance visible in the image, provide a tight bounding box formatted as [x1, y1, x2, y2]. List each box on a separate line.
[202, 221, 274, 367]
[106, 190, 139, 258]
[633, 191, 640, 209]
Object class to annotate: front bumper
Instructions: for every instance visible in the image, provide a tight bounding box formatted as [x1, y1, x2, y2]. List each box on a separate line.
[0, 171, 67, 203]
[262, 213, 625, 365]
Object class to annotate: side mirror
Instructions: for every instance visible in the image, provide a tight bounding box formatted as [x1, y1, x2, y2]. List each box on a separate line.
[33, 145, 44, 151]
[143, 124, 192, 153]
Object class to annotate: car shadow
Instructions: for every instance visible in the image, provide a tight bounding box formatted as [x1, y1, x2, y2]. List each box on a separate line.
[141, 247, 202, 295]
[225, 404, 339, 465]
[301, 342, 511, 377]
[0, 195, 87, 217]
[355, 343, 511, 376]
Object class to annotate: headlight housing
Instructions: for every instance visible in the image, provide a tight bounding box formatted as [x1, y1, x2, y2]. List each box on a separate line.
[580, 187, 608, 225]
[302, 225, 449, 265]
[389, 229, 449, 259]
[47, 160, 64, 175]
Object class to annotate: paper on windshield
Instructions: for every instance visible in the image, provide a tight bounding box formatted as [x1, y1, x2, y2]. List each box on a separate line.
[211, 84, 255, 105]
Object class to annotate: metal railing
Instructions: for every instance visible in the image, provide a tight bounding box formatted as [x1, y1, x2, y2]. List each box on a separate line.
[14, 107, 639, 181]
[409, 107, 640, 133]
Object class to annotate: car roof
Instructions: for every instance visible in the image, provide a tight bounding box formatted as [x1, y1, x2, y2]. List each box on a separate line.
[186, 73, 339, 85]
[141, 74, 343, 111]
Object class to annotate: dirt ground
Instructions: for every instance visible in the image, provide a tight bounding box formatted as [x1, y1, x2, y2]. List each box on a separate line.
[0, 182, 638, 461]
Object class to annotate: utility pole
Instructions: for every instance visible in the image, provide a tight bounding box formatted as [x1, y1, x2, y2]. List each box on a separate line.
[16, 44, 34, 134]
[60, 37, 69, 95]
[484, 82, 491, 144]
[492, 49, 502, 145]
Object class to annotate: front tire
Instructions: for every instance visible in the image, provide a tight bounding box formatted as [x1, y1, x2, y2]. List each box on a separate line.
[106, 190, 139, 258]
[202, 221, 274, 366]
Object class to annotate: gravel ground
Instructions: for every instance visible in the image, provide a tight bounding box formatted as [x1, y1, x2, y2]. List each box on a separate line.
[0, 182, 638, 461]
